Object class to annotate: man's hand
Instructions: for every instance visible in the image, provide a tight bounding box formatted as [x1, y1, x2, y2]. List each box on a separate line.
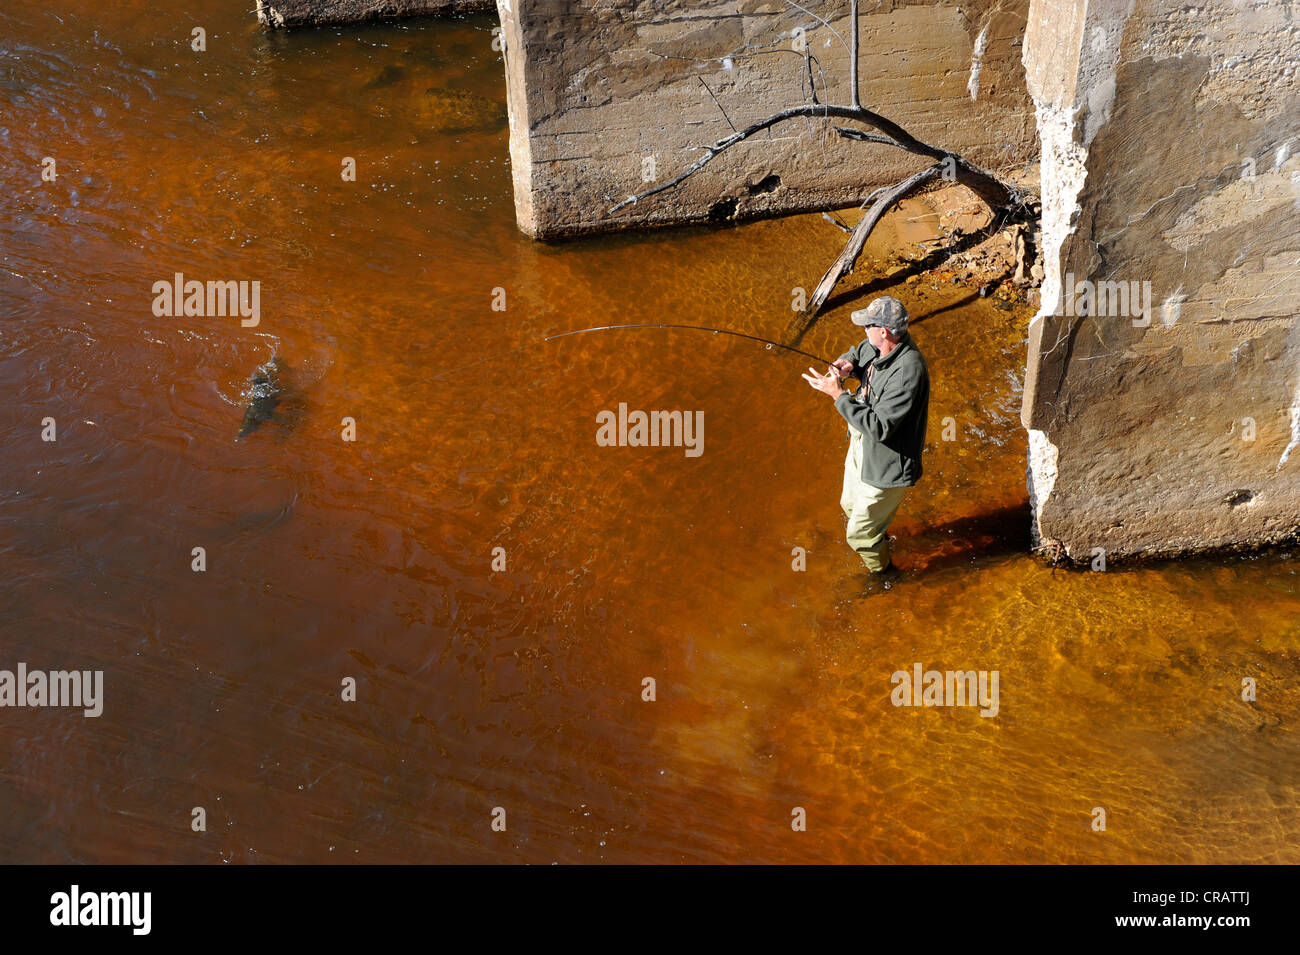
[802, 366, 846, 398]
[830, 358, 854, 379]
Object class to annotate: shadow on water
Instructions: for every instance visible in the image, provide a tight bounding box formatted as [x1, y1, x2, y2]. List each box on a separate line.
[900, 501, 1032, 576]
[910, 291, 981, 325]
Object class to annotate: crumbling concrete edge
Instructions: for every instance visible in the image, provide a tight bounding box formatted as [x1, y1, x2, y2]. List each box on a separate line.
[1020, 0, 1131, 559]
[1022, 99, 1090, 555]
[255, 0, 493, 31]
[495, 0, 536, 237]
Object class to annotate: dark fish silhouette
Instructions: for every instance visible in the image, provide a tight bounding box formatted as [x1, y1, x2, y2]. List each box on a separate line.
[365, 64, 407, 89]
[237, 357, 286, 438]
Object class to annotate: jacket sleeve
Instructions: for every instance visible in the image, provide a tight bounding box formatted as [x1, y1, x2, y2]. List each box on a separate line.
[833, 358, 921, 443]
[836, 341, 869, 378]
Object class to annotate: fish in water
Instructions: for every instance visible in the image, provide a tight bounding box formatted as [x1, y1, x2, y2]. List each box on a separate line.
[364, 64, 407, 89]
[237, 356, 286, 438]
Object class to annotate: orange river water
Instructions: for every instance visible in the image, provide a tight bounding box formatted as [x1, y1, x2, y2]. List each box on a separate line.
[1, 2, 1297, 863]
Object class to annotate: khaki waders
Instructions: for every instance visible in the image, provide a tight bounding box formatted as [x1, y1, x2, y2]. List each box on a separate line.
[840, 428, 907, 572]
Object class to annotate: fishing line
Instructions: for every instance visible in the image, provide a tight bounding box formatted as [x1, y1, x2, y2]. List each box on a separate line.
[544, 323, 839, 367]
[419, 322, 846, 385]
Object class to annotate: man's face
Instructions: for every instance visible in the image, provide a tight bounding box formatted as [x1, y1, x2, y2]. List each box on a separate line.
[866, 324, 889, 350]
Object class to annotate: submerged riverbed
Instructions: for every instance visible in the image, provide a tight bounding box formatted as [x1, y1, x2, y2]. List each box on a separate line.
[2, 2, 1297, 864]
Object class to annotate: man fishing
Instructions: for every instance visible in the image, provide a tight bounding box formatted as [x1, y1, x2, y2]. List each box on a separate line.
[801, 296, 930, 577]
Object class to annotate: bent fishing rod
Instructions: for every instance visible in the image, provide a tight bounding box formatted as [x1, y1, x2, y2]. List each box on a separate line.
[544, 323, 839, 367]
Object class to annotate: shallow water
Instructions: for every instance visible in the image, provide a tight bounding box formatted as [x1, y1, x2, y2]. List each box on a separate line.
[1, 2, 1297, 864]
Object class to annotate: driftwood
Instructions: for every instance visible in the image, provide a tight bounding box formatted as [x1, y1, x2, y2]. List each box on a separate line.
[608, 0, 1031, 317]
[810, 162, 943, 313]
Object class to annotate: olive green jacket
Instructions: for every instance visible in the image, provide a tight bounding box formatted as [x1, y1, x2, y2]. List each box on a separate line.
[833, 333, 930, 488]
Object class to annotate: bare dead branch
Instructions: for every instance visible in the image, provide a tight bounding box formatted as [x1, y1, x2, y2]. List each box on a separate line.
[809, 163, 943, 314]
[803, 44, 818, 106]
[609, 101, 970, 214]
[858, 184, 889, 207]
[611, 0, 1033, 317]
[833, 125, 901, 148]
[697, 76, 737, 132]
[849, 0, 860, 108]
[822, 211, 854, 232]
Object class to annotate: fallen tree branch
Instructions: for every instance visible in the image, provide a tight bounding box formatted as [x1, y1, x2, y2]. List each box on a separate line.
[849, 0, 860, 108]
[821, 211, 853, 233]
[609, 100, 1024, 216]
[697, 76, 737, 132]
[609, 101, 956, 214]
[607, 0, 1034, 315]
[809, 163, 943, 314]
[832, 125, 901, 149]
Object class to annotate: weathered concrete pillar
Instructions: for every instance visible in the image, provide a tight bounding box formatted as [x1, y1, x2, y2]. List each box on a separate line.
[256, 0, 490, 29]
[496, 0, 1037, 238]
[1021, 0, 1300, 559]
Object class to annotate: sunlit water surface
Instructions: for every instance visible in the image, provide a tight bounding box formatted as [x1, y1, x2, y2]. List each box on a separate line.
[1, 2, 1297, 863]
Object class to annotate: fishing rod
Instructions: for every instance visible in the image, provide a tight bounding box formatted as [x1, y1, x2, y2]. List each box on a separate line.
[544, 323, 839, 367]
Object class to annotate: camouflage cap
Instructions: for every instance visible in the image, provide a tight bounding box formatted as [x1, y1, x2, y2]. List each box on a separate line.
[851, 296, 909, 333]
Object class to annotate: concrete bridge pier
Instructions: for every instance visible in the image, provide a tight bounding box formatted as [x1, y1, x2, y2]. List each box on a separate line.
[1020, 0, 1300, 560]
